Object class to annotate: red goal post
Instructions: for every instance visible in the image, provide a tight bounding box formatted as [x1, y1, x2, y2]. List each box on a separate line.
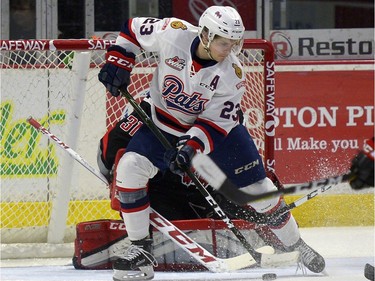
[0, 39, 275, 257]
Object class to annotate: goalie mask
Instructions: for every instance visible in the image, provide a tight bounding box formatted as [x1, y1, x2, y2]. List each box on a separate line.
[198, 6, 245, 56]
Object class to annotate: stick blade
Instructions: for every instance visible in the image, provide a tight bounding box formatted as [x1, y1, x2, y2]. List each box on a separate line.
[192, 154, 226, 190]
[261, 251, 300, 268]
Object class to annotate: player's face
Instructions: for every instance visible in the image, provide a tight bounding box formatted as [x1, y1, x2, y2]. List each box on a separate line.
[209, 37, 241, 62]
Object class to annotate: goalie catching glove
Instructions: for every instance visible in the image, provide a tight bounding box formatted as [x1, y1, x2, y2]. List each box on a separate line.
[165, 135, 204, 175]
[98, 45, 135, 97]
[349, 137, 374, 189]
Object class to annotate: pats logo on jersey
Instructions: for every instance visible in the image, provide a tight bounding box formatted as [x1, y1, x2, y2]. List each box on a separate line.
[165, 56, 186, 71]
[232, 63, 242, 79]
[162, 75, 209, 115]
[171, 21, 187, 30]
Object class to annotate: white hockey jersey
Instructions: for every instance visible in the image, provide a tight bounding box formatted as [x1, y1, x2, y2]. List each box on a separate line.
[115, 17, 246, 154]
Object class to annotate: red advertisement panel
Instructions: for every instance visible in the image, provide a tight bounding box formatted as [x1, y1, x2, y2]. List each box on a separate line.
[274, 69, 374, 183]
[172, 0, 256, 30]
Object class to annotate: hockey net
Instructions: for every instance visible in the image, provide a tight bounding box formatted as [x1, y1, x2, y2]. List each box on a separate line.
[0, 39, 275, 258]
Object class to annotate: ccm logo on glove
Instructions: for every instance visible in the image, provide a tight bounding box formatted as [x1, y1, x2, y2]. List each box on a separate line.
[98, 45, 135, 97]
[106, 53, 134, 71]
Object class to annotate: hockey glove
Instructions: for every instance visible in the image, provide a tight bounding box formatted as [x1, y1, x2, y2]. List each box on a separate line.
[349, 138, 374, 189]
[98, 45, 135, 97]
[165, 136, 204, 175]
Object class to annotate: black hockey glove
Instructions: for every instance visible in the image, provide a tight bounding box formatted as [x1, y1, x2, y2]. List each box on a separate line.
[164, 136, 204, 175]
[98, 45, 135, 97]
[349, 137, 374, 190]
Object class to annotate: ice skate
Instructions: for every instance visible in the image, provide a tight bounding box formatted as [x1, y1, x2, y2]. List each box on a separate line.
[113, 238, 157, 281]
[289, 238, 325, 273]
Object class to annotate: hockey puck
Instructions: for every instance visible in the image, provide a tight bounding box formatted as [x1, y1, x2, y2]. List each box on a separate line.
[262, 273, 277, 280]
[364, 263, 374, 281]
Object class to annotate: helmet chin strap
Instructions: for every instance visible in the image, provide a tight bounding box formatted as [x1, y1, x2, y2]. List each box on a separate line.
[203, 41, 215, 61]
[199, 33, 215, 61]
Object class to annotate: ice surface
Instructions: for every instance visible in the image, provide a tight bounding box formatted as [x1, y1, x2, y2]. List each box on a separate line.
[1, 226, 374, 281]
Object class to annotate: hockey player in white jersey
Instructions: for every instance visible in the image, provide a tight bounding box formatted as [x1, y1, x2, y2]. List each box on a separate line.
[98, 6, 325, 281]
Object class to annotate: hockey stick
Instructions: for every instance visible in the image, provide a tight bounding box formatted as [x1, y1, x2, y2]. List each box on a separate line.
[27, 117, 110, 185]
[226, 181, 336, 225]
[150, 208, 300, 272]
[27, 116, 300, 271]
[192, 153, 351, 206]
[118, 88, 264, 264]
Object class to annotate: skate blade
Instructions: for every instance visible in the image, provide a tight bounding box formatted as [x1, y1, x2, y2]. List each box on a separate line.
[113, 266, 154, 281]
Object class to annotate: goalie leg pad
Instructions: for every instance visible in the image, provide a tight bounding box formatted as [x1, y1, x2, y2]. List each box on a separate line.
[73, 220, 129, 270]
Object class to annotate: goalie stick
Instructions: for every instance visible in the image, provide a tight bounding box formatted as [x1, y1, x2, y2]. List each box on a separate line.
[118, 88, 265, 264]
[27, 116, 300, 272]
[192, 153, 351, 206]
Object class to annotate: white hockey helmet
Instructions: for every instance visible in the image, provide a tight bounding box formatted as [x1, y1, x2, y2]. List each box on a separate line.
[198, 6, 244, 54]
